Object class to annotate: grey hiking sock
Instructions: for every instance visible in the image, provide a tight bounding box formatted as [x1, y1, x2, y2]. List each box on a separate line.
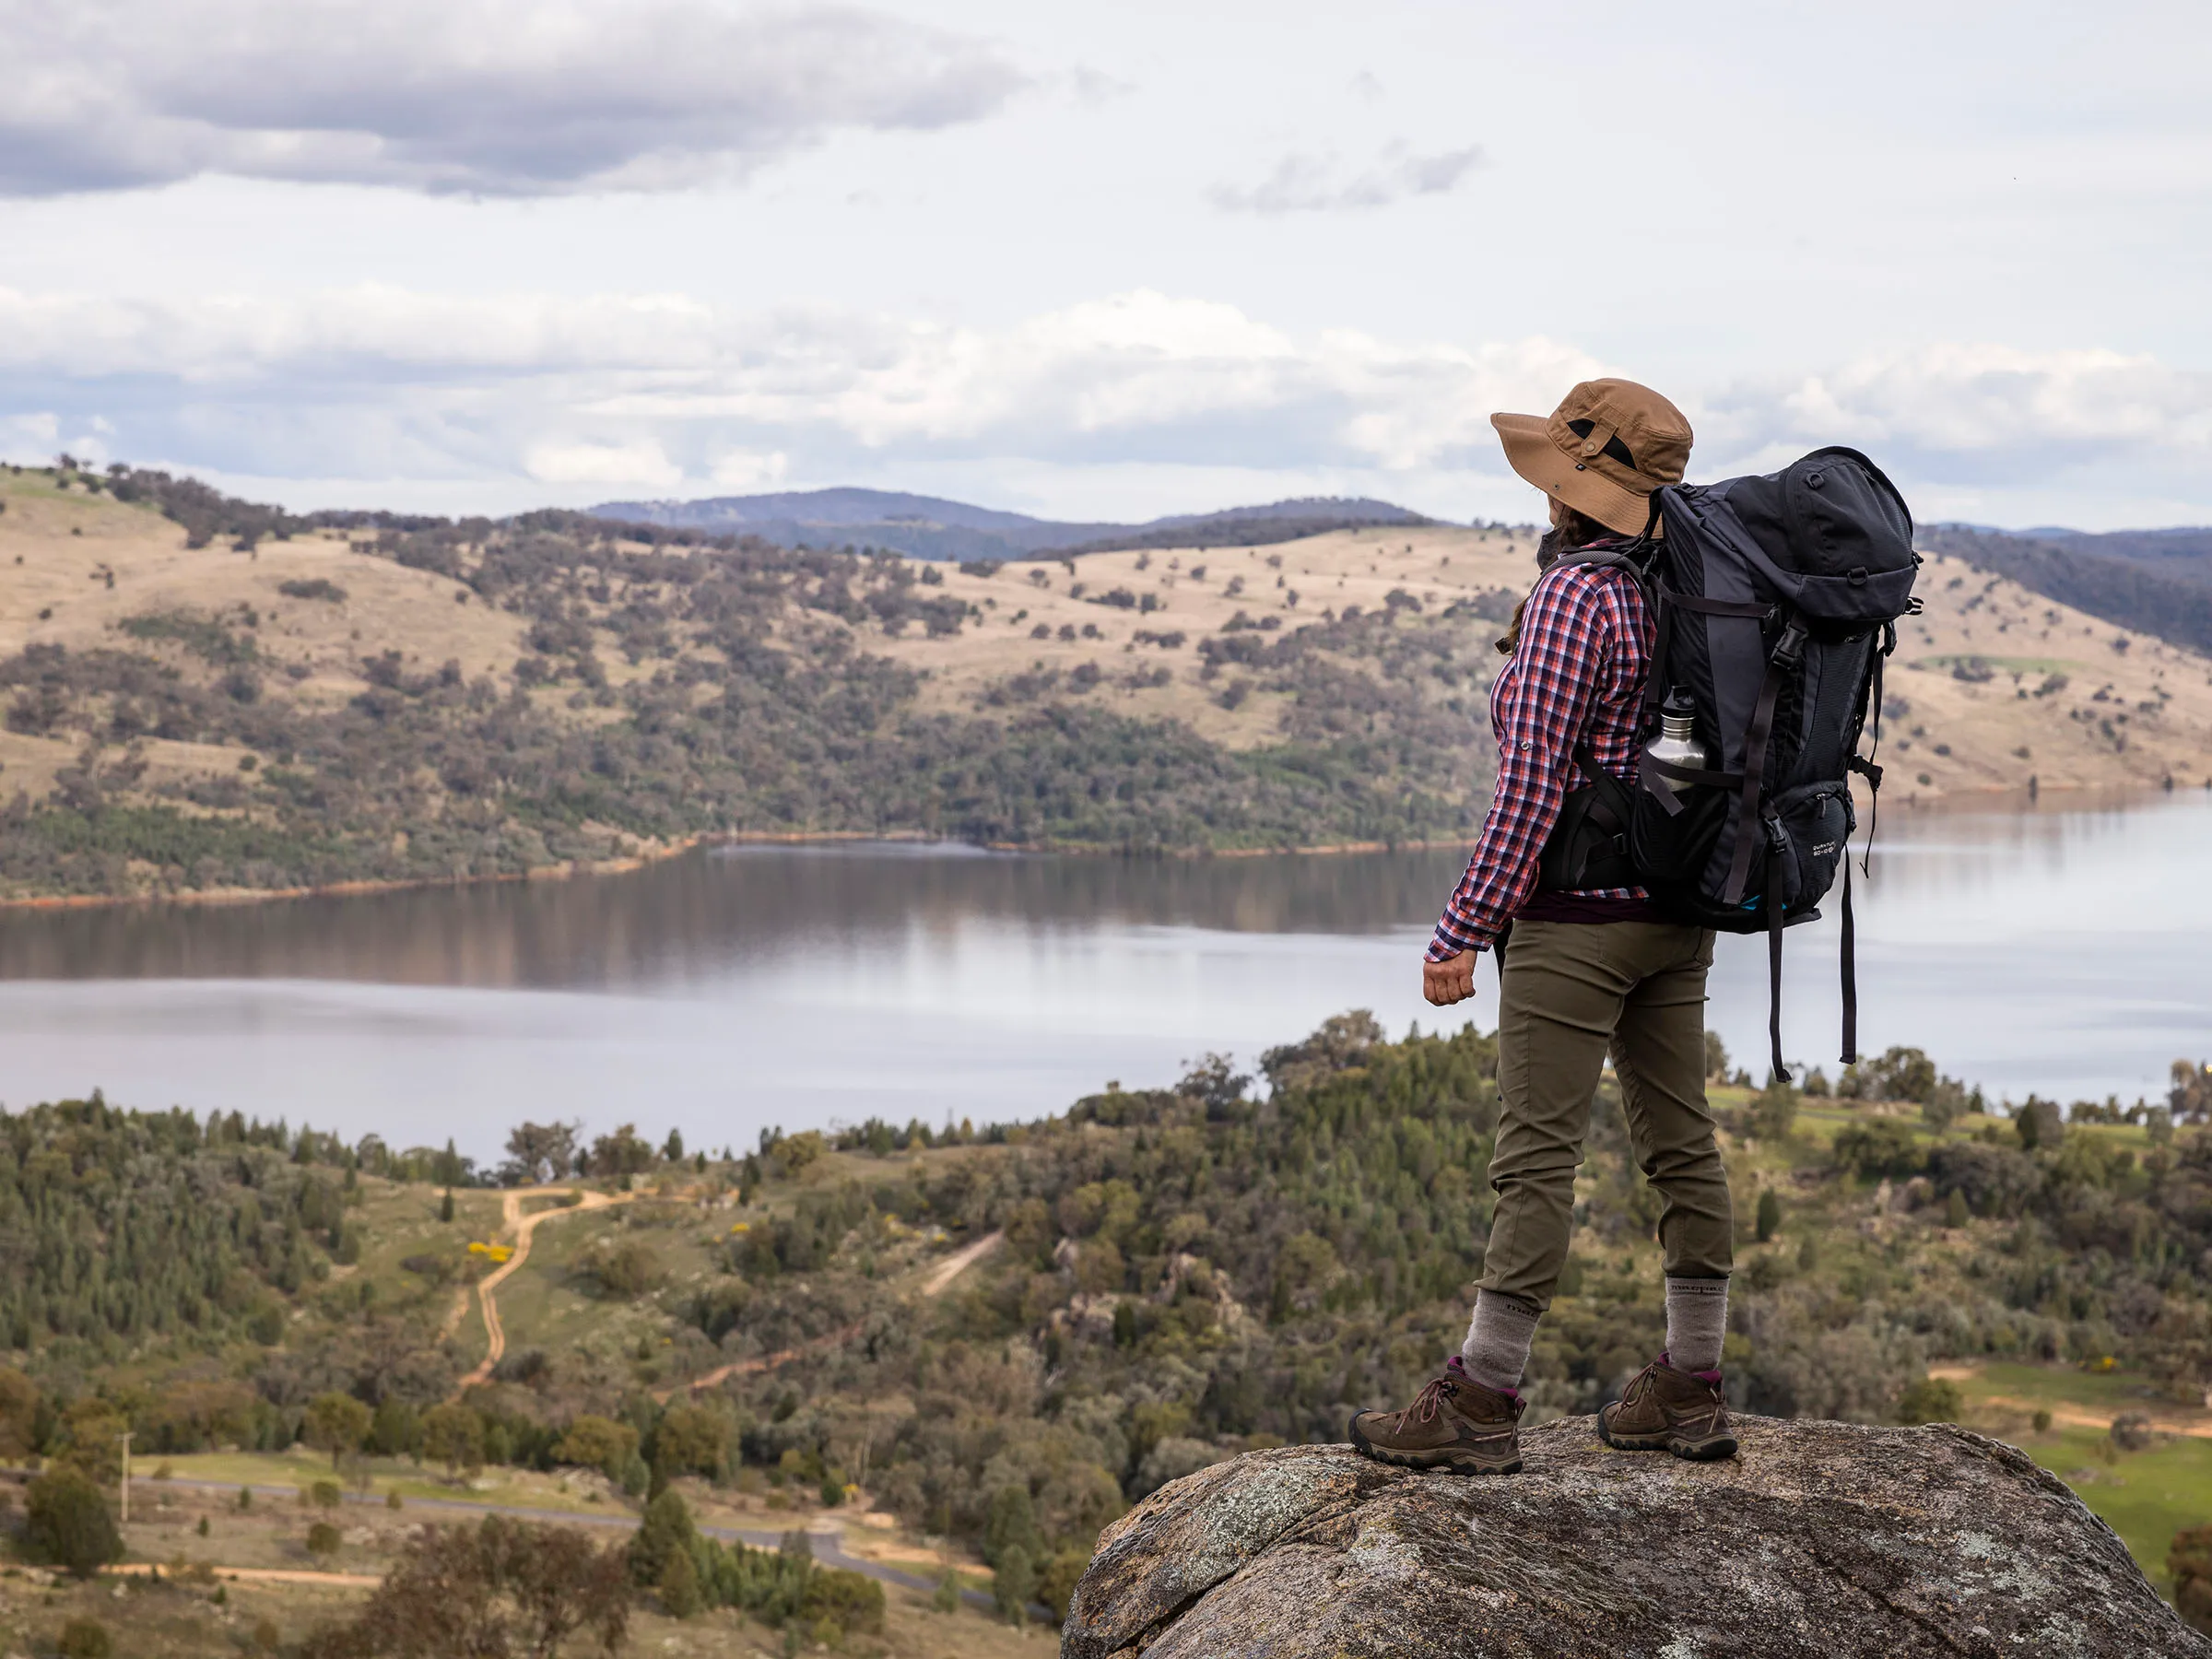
[1459, 1290, 1541, 1393]
[1665, 1277, 1729, 1374]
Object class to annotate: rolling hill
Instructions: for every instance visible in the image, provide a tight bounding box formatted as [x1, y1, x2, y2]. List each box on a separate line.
[2, 459, 2209, 902]
[587, 486, 1429, 561]
[1924, 524, 2212, 657]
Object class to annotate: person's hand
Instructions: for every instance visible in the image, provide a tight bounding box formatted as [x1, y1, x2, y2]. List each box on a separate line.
[1422, 949, 1479, 1006]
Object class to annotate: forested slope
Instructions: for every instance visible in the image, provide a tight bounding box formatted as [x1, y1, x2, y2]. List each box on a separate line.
[0, 464, 1501, 898]
[7, 461, 2212, 902]
[6, 1019, 2211, 1610]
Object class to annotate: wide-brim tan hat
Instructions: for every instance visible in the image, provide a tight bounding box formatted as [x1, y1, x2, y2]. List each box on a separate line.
[1492, 378, 1694, 536]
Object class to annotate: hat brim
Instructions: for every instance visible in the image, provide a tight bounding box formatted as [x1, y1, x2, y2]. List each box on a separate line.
[1492, 412, 1658, 537]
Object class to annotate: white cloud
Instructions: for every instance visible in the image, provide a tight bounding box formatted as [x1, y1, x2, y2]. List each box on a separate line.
[1699, 347, 2212, 495]
[0, 0, 1023, 197]
[0, 411, 62, 464]
[4, 284, 2210, 524]
[710, 450, 790, 490]
[524, 438, 682, 488]
[1208, 143, 1483, 214]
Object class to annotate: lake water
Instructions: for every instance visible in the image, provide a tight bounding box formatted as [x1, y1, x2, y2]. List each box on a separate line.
[3, 791, 2207, 1161]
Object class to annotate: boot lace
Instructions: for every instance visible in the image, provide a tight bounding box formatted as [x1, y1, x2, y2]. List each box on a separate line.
[1399, 1376, 1457, 1427]
[1621, 1360, 1723, 1431]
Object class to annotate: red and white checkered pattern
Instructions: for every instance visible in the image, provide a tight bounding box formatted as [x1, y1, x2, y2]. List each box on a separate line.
[1428, 553, 1653, 959]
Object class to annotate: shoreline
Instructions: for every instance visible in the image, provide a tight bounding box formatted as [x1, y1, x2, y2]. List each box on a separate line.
[0, 781, 2194, 916]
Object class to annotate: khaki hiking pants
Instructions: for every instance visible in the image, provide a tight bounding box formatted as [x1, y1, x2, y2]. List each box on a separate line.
[1478, 919, 1732, 1312]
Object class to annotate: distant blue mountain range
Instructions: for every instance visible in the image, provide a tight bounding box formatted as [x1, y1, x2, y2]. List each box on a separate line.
[588, 488, 1431, 562]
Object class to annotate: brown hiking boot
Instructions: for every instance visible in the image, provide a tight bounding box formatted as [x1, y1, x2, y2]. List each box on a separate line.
[1598, 1357, 1737, 1461]
[1348, 1356, 1524, 1476]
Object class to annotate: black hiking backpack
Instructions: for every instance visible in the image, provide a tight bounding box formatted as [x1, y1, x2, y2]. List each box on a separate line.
[1538, 447, 1921, 1077]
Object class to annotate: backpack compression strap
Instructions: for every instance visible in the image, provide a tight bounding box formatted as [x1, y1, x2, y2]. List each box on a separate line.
[1833, 618, 1897, 1068]
[1635, 591, 1773, 816]
[1722, 617, 1807, 908]
[1767, 842, 1788, 1081]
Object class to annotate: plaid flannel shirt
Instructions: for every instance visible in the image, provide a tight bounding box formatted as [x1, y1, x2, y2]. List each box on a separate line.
[1427, 549, 1654, 959]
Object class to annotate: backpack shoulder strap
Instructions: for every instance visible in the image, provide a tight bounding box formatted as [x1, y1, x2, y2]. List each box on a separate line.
[1545, 544, 1655, 594]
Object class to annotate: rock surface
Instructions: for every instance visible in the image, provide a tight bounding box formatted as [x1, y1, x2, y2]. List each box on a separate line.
[1063, 1415, 2210, 1658]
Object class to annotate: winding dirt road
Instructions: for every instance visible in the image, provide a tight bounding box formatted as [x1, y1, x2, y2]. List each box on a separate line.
[456, 1187, 628, 1390]
[922, 1228, 1005, 1296]
[658, 1229, 1006, 1401]
[442, 1205, 1003, 1402]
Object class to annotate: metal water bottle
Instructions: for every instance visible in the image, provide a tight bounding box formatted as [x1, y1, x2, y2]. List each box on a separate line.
[1645, 688, 1707, 794]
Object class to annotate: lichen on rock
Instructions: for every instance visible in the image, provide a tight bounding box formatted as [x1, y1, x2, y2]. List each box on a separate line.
[1063, 1415, 2210, 1658]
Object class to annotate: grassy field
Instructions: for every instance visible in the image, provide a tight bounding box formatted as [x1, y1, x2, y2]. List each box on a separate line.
[135, 1446, 621, 1516]
[1947, 1389, 2212, 1601]
[29, 1423, 1041, 1659]
[1917, 1358, 2212, 1591]
[0, 1558, 1059, 1659]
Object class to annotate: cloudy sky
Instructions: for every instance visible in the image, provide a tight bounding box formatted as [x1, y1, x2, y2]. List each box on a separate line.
[4, 0, 2209, 526]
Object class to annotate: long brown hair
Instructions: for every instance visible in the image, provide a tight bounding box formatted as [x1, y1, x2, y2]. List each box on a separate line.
[1495, 505, 1615, 656]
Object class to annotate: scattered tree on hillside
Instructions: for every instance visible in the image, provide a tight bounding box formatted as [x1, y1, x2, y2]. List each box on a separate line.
[588, 1124, 654, 1182]
[25, 1469, 122, 1580]
[304, 1392, 373, 1468]
[2174, 1060, 2212, 1124]
[0, 1367, 39, 1460]
[418, 1404, 485, 1480]
[502, 1121, 581, 1186]
[303, 1515, 631, 1659]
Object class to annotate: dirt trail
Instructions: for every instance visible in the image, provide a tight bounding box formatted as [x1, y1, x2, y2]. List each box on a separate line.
[457, 1187, 628, 1390]
[1984, 1396, 2212, 1441]
[664, 1230, 1006, 1401]
[923, 1229, 1005, 1295]
[109, 1561, 382, 1588]
[1926, 1364, 2212, 1441]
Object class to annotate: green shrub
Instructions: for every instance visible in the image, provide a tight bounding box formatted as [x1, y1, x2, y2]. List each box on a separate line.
[800, 1567, 884, 1635]
[25, 1468, 122, 1579]
[1038, 1547, 1091, 1621]
[57, 1617, 112, 1659]
[1750, 1076, 1799, 1140]
[2171, 1525, 2212, 1635]
[658, 1545, 701, 1618]
[992, 1544, 1036, 1622]
[628, 1489, 696, 1589]
[1833, 1118, 1925, 1180]
[1895, 1377, 1963, 1425]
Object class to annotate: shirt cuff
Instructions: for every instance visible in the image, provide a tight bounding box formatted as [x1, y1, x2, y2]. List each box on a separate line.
[1426, 923, 1489, 961]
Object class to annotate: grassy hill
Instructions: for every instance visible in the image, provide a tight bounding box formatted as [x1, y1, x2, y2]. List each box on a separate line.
[1924, 524, 2212, 657]
[0, 464, 1505, 900]
[3, 460, 2210, 902]
[585, 486, 1427, 561]
[2, 1018, 2212, 1653]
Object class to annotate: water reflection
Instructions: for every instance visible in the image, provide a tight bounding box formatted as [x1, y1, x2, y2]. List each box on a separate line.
[0, 791, 2206, 1158]
[0, 841, 1481, 989]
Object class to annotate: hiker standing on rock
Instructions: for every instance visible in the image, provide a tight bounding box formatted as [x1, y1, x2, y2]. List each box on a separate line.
[1349, 380, 1736, 1474]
